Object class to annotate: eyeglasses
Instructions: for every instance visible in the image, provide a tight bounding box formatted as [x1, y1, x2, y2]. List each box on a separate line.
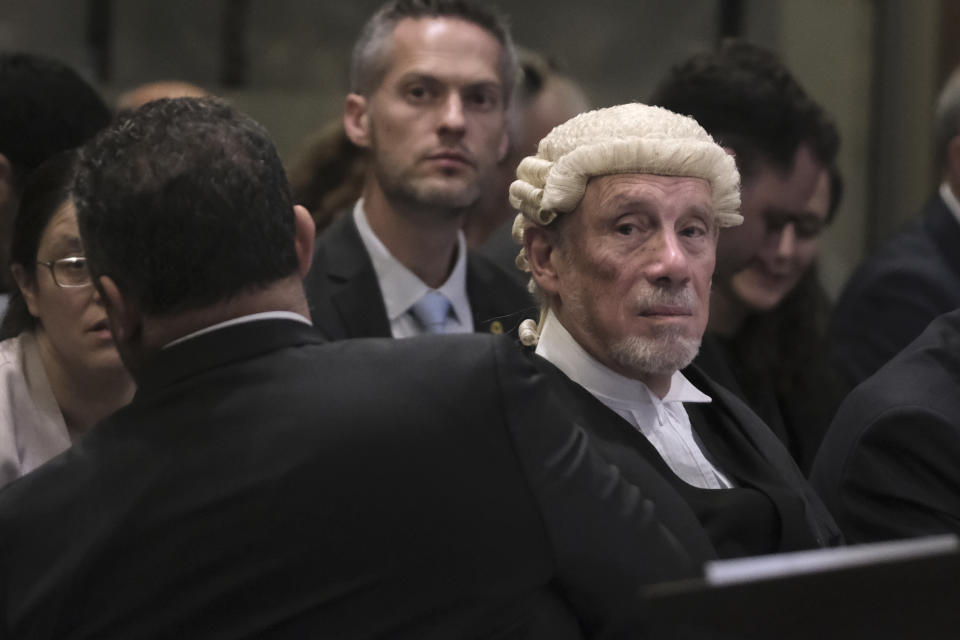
[36, 256, 92, 288]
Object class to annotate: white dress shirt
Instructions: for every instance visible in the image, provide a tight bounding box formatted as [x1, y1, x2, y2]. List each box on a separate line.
[0, 332, 71, 489]
[353, 201, 473, 338]
[163, 311, 312, 349]
[535, 311, 733, 489]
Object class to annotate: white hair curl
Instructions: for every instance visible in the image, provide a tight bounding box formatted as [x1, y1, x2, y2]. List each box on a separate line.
[509, 103, 742, 272]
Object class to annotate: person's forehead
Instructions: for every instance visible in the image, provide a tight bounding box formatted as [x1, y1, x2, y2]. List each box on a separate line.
[742, 146, 824, 209]
[383, 16, 504, 85]
[39, 201, 81, 252]
[584, 173, 712, 209]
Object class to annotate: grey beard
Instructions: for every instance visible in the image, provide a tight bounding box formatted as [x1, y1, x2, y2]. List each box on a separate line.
[609, 327, 701, 377]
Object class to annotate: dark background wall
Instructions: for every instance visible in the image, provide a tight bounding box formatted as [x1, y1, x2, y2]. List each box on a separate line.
[1, 0, 956, 295]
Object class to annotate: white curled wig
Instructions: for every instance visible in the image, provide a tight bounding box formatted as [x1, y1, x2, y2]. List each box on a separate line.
[510, 102, 742, 268]
[508, 103, 742, 346]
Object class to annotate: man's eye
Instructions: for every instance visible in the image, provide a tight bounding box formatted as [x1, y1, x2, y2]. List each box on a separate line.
[465, 90, 498, 110]
[615, 224, 636, 236]
[406, 85, 430, 101]
[794, 219, 825, 239]
[680, 225, 706, 238]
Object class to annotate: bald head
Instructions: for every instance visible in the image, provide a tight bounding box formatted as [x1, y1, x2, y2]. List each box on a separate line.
[116, 81, 210, 113]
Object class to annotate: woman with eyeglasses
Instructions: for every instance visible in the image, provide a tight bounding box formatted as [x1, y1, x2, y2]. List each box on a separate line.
[701, 165, 845, 473]
[0, 151, 134, 488]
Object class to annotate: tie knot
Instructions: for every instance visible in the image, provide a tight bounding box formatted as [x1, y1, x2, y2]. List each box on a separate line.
[411, 290, 451, 334]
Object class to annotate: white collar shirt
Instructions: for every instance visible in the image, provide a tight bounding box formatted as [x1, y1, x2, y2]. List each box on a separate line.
[353, 201, 473, 338]
[163, 311, 312, 349]
[535, 311, 733, 489]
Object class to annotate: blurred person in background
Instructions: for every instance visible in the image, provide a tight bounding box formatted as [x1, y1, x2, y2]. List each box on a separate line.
[303, 0, 534, 339]
[0, 52, 111, 316]
[467, 47, 590, 284]
[0, 151, 134, 488]
[286, 118, 367, 233]
[651, 40, 842, 471]
[829, 64, 960, 394]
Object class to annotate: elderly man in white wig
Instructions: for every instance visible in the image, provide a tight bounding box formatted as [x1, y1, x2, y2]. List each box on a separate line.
[513, 103, 840, 558]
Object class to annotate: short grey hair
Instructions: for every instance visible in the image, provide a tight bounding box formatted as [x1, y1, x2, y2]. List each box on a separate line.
[349, 0, 517, 102]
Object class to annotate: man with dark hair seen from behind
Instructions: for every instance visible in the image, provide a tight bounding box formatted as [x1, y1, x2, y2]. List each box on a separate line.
[303, 0, 534, 339]
[0, 52, 110, 313]
[0, 97, 714, 639]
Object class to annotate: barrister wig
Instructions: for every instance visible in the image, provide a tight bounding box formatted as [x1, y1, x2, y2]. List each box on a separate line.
[509, 102, 743, 272]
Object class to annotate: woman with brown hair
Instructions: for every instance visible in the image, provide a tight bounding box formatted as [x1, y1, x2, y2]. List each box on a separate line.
[0, 151, 134, 487]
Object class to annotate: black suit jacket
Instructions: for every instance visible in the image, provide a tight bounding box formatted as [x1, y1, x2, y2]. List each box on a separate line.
[0, 320, 705, 639]
[303, 212, 536, 339]
[534, 357, 841, 559]
[812, 308, 960, 543]
[829, 193, 960, 392]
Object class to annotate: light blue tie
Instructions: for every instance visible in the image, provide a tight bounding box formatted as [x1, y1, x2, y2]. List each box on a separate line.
[411, 290, 451, 334]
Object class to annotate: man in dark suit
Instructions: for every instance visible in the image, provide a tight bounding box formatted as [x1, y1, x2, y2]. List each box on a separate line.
[829, 65, 960, 392]
[302, 0, 533, 340]
[513, 103, 840, 559]
[0, 98, 714, 639]
[812, 307, 960, 543]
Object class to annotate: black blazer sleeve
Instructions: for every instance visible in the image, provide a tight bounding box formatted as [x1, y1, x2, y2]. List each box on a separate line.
[491, 339, 705, 635]
[814, 405, 960, 542]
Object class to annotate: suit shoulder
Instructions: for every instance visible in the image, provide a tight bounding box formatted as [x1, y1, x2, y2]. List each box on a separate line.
[321, 332, 524, 372]
[467, 252, 531, 303]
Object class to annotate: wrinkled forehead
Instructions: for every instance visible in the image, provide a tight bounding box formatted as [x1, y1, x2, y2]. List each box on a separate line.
[576, 173, 714, 217]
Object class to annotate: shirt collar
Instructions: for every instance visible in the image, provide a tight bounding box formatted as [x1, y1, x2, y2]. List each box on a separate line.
[353, 200, 470, 324]
[940, 182, 960, 228]
[163, 311, 312, 349]
[535, 310, 711, 409]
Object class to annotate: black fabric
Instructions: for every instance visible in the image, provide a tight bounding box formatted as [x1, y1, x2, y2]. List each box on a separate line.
[534, 356, 841, 559]
[303, 212, 537, 340]
[693, 332, 839, 474]
[812, 308, 960, 543]
[693, 333, 788, 448]
[0, 320, 706, 639]
[829, 193, 960, 393]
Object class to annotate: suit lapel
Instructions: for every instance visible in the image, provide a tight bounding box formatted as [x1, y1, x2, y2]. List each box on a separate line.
[532, 354, 718, 560]
[467, 255, 538, 337]
[316, 214, 392, 339]
[468, 257, 506, 335]
[684, 366, 842, 548]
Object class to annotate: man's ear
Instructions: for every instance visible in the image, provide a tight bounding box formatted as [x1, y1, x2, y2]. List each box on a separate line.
[0, 154, 13, 210]
[497, 125, 510, 163]
[524, 225, 562, 296]
[10, 263, 38, 317]
[343, 94, 372, 148]
[292, 204, 316, 278]
[947, 136, 960, 187]
[98, 276, 140, 345]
